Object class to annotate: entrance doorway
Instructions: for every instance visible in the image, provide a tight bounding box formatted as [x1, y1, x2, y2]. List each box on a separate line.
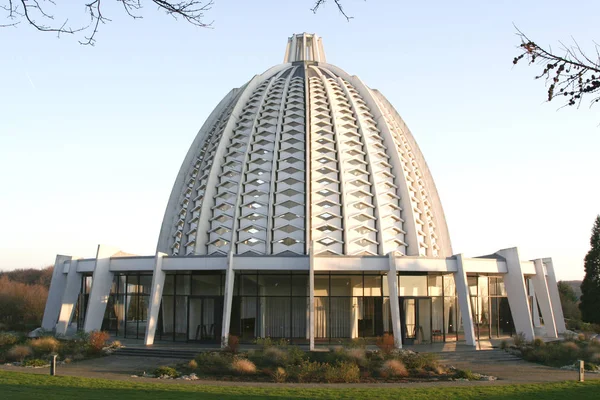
[187, 296, 223, 343]
[400, 297, 432, 345]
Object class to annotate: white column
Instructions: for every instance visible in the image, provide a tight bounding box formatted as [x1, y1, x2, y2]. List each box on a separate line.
[144, 252, 166, 345]
[496, 248, 535, 341]
[387, 253, 402, 349]
[83, 245, 119, 332]
[55, 259, 82, 335]
[532, 259, 557, 338]
[543, 258, 567, 334]
[309, 243, 315, 350]
[454, 254, 476, 346]
[220, 251, 235, 348]
[42, 255, 72, 331]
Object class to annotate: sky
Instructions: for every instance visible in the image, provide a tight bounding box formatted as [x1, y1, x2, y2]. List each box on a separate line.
[0, 0, 599, 281]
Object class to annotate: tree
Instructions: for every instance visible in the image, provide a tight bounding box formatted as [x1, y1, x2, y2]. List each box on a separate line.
[557, 281, 581, 321]
[0, 1, 214, 45]
[1, 1, 354, 45]
[513, 29, 600, 110]
[580, 215, 600, 324]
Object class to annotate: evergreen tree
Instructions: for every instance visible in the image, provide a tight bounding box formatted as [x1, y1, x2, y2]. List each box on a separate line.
[580, 215, 600, 323]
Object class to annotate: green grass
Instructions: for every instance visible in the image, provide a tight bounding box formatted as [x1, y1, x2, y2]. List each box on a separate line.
[1, 370, 599, 399]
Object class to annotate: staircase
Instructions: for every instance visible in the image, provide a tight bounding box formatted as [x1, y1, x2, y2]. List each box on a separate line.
[114, 347, 202, 359]
[436, 349, 523, 366]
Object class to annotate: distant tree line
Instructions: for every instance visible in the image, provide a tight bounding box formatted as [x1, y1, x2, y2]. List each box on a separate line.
[0, 266, 52, 331]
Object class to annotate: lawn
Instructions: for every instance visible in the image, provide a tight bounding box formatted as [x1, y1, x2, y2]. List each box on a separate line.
[1, 370, 599, 400]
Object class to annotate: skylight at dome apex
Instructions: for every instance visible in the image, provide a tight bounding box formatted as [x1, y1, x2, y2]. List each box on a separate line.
[40, 34, 566, 351]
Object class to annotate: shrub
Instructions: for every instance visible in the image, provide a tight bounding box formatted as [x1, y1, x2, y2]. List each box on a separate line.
[454, 369, 478, 380]
[29, 337, 60, 356]
[154, 366, 179, 378]
[195, 352, 230, 374]
[324, 361, 360, 383]
[87, 331, 110, 354]
[255, 337, 275, 349]
[272, 367, 286, 383]
[187, 359, 198, 370]
[109, 340, 122, 349]
[7, 345, 32, 361]
[286, 346, 305, 366]
[381, 359, 409, 378]
[223, 335, 239, 354]
[398, 351, 439, 371]
[289, 360, 327, 383]
[231, 358, 256, 375]
[584, 362, 599, 371]
[499, 340, 508, 350]
[0, 332, 19, 348]
[376, 333, 395, 355]
[578, 333, 587, 342]
[513, 332, 527, 348]
[22, 358, 48, 367]
[348, 338, 368, 349]
[533, 338, 545, 347]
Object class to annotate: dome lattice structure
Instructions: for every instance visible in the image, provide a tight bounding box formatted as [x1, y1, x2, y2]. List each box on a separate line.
[158, 34, 451, 259]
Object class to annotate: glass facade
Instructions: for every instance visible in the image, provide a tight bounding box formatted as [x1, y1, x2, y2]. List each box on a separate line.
[80, 270, 516, 345]
[231, 271, 308, 344]
[468, 275, 514, 339]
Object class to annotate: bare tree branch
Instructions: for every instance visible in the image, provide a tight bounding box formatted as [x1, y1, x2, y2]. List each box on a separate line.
[513, 26, 600, 109]
[0, 0, 213, 44]
[312, 0, 353, 21]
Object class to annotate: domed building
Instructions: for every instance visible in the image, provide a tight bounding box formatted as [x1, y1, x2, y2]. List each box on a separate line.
[42, 34, 566, 349]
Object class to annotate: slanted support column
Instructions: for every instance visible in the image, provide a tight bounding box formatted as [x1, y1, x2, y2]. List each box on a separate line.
[144, 252, 166, 345]
[42, 255, 72, 331]
[387, 253, 402, 349]
[532, 259, 557, 338]
[543, 258, 567, 334]
[83, 245, 120, 332]
[309, 243, 315, 351]
[454, 254, 476, 346]
[221, 251, 235, 348]
[496, 248, 535, 342]
[55, 259, 82, 335]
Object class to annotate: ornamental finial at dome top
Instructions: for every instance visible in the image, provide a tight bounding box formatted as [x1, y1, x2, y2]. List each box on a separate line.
[284, 33, 327, 63]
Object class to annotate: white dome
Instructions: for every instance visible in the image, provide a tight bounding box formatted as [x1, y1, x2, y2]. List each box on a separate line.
[157, 33, 451, 258]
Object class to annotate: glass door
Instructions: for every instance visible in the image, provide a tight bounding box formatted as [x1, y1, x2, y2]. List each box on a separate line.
[400, 297, 432, 345]
[188, 296, 223, 343]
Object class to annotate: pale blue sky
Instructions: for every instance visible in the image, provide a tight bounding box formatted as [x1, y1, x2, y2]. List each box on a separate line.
[1, 0, 598, 280]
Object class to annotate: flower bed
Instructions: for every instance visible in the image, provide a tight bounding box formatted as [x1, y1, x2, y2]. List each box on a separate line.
[506, 332, 600, 371]
[135, 336, 495, 383]
[0, 330, 121, 367]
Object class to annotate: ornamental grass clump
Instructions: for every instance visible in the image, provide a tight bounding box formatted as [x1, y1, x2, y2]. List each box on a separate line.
[272, 367, 286, 383]
[264, 346, 288, 366]
[7, 345, 32, 362]
[29, 337, 60, 356]
[231, 358, 256, 375]
[380, 359, 409, 378]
